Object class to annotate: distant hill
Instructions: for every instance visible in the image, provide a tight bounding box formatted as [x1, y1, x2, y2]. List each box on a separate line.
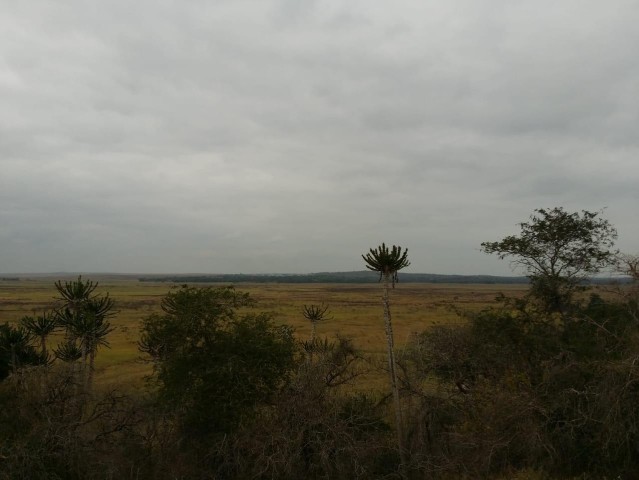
[138, 271, 531, 284]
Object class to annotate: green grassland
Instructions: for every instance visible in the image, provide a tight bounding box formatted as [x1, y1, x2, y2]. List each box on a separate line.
[0, 277, 528, 390]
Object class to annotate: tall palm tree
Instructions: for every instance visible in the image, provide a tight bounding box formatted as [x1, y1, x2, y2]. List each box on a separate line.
[54, 277, 115, 391]
[362, 243, 410, 473]
[57, 301, 114, 390]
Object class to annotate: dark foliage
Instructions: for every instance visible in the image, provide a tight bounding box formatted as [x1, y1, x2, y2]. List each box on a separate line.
[139, 285, 297, 439]
[0, 323, 46, 381]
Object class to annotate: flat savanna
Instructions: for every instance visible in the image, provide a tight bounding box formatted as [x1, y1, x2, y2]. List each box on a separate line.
[0, 278, 528, 390]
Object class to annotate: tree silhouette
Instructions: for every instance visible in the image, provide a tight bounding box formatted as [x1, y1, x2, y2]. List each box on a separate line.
[362, 243, 410, 474]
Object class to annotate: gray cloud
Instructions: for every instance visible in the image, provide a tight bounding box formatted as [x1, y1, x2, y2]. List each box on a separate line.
[1, 0, 638, 275]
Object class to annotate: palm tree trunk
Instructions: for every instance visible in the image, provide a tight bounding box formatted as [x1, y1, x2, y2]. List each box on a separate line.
[81, 342, 89, 392]
[87, 348, 96, 392]
[382, 272, 408, 475]
[10, 344, 17, 375]
[40, 335, 47, 358]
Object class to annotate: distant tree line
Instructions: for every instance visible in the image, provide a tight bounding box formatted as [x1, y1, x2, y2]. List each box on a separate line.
[139, 272, 628, 285]
[139, 271, 533, 284]
[1, 207, 639, 479]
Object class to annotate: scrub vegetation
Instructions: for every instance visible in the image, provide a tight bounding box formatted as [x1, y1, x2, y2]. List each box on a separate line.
[1, 208, 637, 479]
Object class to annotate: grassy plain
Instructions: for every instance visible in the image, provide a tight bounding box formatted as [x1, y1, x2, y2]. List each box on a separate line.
[0, 277, 528, 390]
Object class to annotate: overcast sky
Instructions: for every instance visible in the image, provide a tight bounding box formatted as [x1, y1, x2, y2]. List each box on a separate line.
[1, 1, 638, 275]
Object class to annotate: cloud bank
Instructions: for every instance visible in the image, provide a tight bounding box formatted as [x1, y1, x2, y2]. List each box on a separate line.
[1, 0, 638, 274]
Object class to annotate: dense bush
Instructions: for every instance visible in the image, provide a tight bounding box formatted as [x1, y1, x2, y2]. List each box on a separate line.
[398, 289, 639, 479]
[139, 285, 298, 440]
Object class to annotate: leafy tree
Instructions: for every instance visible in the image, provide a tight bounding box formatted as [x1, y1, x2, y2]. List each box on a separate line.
[362, 243, 410, 473]
[139, 285, 297, 439]
[481, 207, 617, 313]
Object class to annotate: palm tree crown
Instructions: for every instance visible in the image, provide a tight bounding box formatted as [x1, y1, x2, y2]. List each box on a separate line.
[302, 303, 330, 323]
[20, 312, 57, 338]
[55, 276, 99, 304]
[20, 312, 57, 357]
[362, 243, 410, 286]
[302, 303, 331, 343]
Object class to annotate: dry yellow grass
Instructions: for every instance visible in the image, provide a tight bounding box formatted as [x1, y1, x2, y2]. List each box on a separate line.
[0, 277, 528, 391]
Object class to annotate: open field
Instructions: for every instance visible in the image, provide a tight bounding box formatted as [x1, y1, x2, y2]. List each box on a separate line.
[0, 277, 528, 390]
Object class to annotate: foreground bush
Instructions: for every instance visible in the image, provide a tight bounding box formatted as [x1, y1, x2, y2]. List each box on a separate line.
[139, 285, 298, 440]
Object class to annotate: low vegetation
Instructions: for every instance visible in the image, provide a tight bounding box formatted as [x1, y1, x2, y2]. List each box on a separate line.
[0, 207, 637, 479]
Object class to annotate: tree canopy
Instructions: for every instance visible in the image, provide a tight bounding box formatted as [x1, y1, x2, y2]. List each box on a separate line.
[362, 243, 410, 286]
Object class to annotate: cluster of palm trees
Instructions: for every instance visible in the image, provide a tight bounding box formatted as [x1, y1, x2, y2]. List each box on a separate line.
[16, 276, 115, 390]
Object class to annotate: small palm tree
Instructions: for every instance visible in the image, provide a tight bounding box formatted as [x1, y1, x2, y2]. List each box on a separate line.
[20, 312, 57, 357]
[54, 340, 83, 363]
[302, 303, 331, 342]
[57, 302, 114, 390]
[362, 243, 410, 473]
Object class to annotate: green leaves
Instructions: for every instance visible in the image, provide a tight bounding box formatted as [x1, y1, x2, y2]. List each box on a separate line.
[481, 207, 618, 313]
[160, 284, 252, 320]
